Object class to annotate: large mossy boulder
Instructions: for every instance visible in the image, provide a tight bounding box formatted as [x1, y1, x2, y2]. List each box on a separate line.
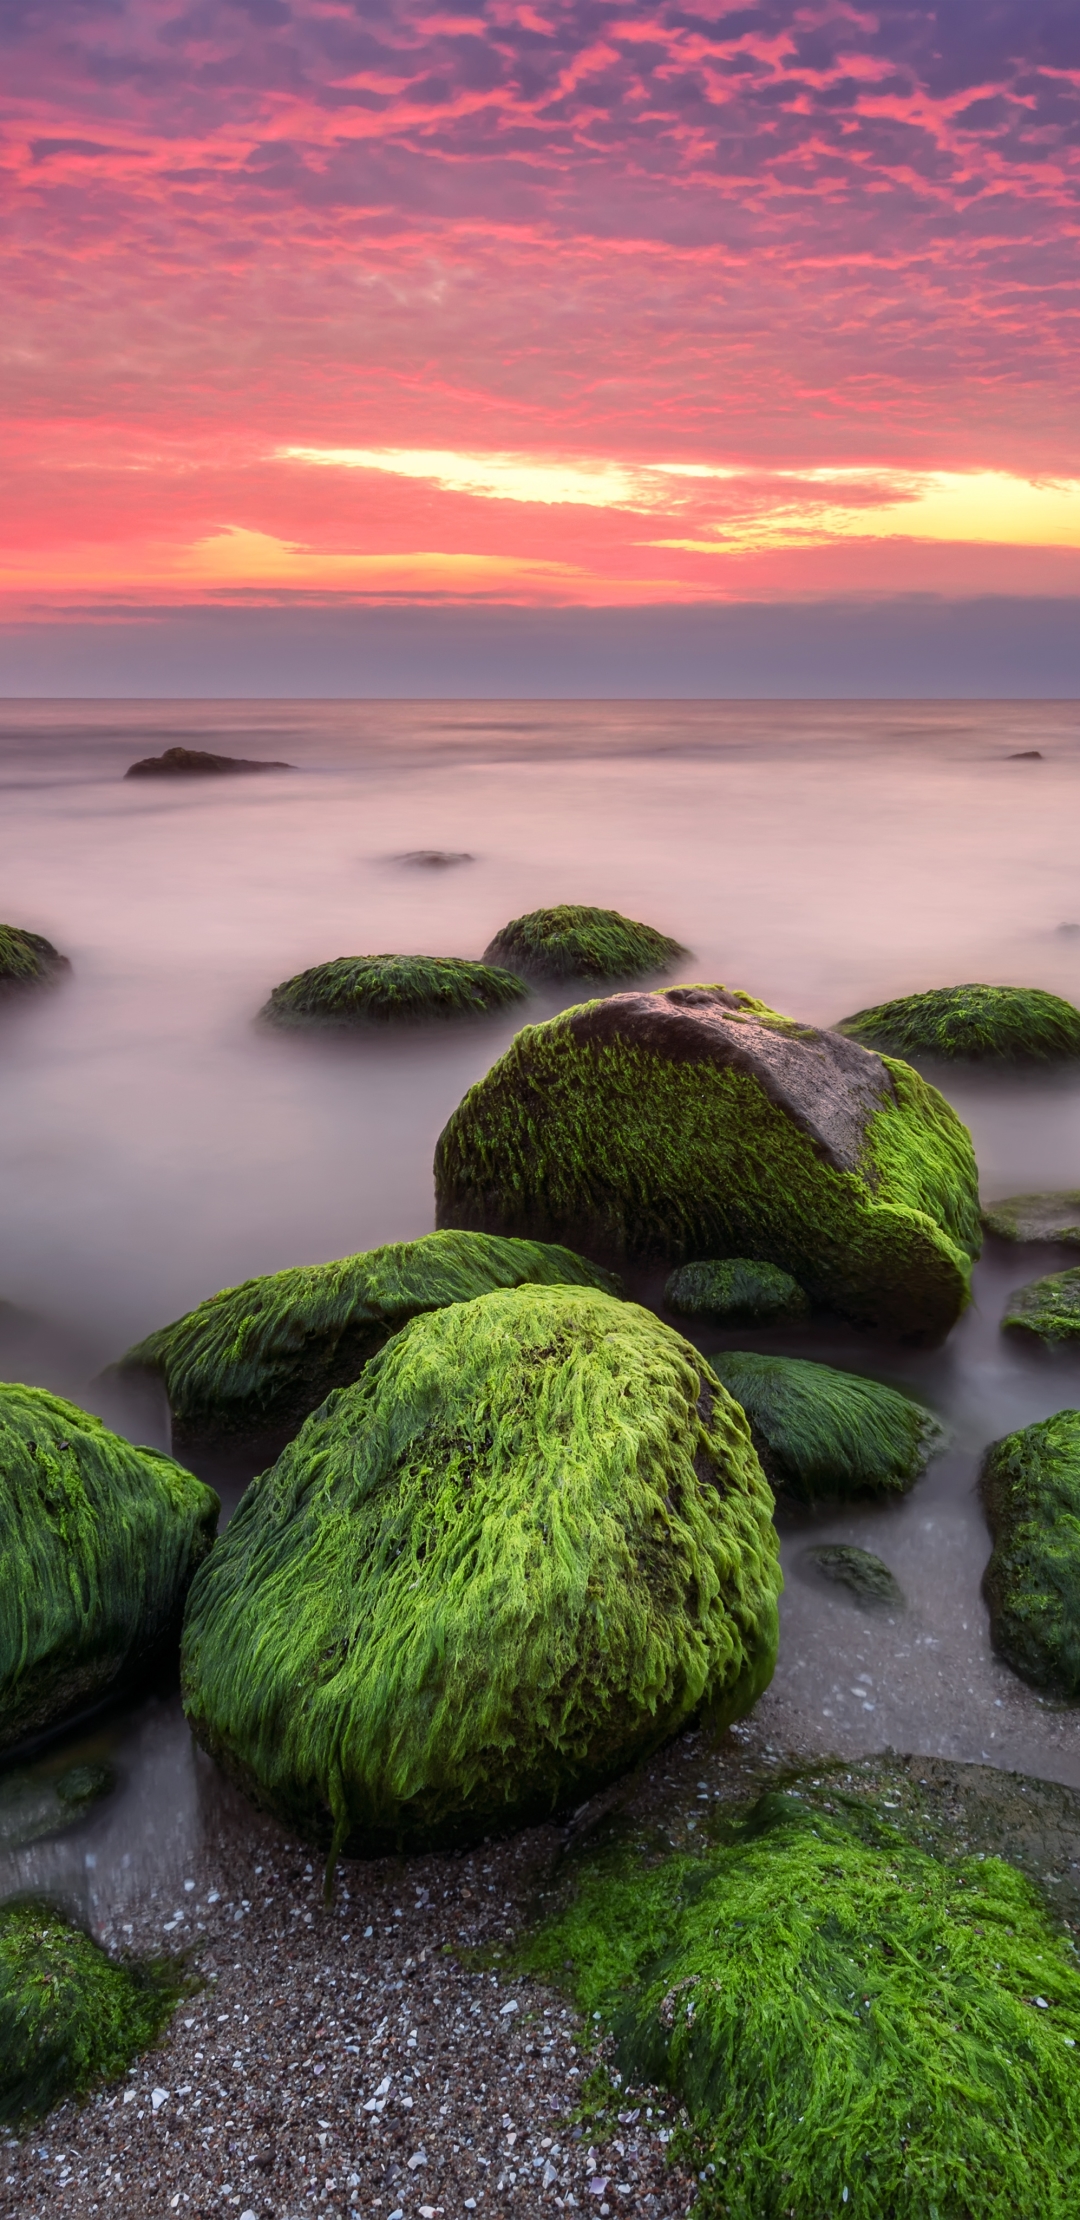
[114, 1230, 620, 1460]
[1002, 1267, 1080, 1345]
[482, 904, 687, 982]
[711, 1350, 945, 1503]
[510, 1792, 1080, 2220]
[181, 1285, 781, 1855]
[838, 983, 1080, 1063]
[982, 1411, 1080, 1693]
[0, 1385, 218, 1752]
[261, 953, 527, 1028]
[983, 1191, 1080, 1246]
[0, 1900, 185, 2125]
[0, 926, 68, 996]
[434, 985, 981, 1337]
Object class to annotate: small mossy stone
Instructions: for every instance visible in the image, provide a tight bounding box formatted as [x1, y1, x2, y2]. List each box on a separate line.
[0, 1764, 115, 1852]
[0, 925, 68, 995]
[113, 1230, 621, 1458]
[805, 1543, 904, 1608]
[261, 953, 527, 1027]
[0, 1384, 218, 1753]
[482, 904, 688, 982]
[181, 1286, 781, 1856]
[984, 1192, 1080, 1245]
[664, 1257, 809, 1326]
[509, 1795, 1080, 2220]
[434, 983, 981, 1336]
[1002, 1267, 1080, 1345]
[838, 983, 1080, 1063]
[981, 1410, 1080, 1694]
[711, 1350, 945, 1503]
[0, 1900, 187, 2125]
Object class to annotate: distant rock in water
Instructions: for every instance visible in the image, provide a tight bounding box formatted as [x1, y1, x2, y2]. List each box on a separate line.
[0, 925, 69, 995]
[261, 953, 527, 1028]
[1002, 1266, 1080, 1345]
[805, 1543, 904, 1609]
[483, 903, 688, 982]
[393, 850, 474, 868]
[1008, 750, 1043, 759]
[664, 1256, 809, 1326]
[983, 1192, 1080, 1246]
[1058, 922, 1080, 937]
[982, 1410, 1080, 1693]
[125, 745, 292, 778]
[711, 1350, 946, 1504]
[837, 983, 1080, 1063]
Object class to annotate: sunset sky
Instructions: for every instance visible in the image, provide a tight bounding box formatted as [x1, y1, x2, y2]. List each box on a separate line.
[3, 0, 1080, 677]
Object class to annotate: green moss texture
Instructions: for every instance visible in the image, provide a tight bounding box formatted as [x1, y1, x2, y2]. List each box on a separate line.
[981, 1411, 1080, 1694]
[983, 1191, 1080, 1245]
[1002, 1266, 1080, 1345]
[711, 1351, 945, 1503]
[482, 905, 688, 982]
[805, 1543, 904, 1608]
[0, 1901, 186, 2125]
[0, 926, 68, 994]
[664, 1258, 809, 1326]
[0, 1384, 218, 1752]
[181, 1286, 781, 1856]
[261, 953, 527, 1027]
[116, 1229, 621, 1456]
[510, 1792, 1080, 2220]
[838, 983, 1080, 1063]
[434, 985, 981, 1336]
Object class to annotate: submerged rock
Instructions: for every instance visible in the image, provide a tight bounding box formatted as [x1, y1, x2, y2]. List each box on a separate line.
[482, 904, 687, 982]
[0, 1762, 115, 1853]
[838, 982, 1080, 1063]
[984, 1191, 1080, 1246]
[0, 925, 69, 995]
[261, 953, 527, 1027]
[125, 745, 291, 777]
[434, 984, 981, 1336]
[112, 1229, 621, 1460]
[805, 1542, 904, 1608]
[664, 1257, 809, 1326]
[711, 1350, 945, 1504]
[393, 850, 473, 867]
[1002, 1267, 1080, 1344]
[181, 1285, 781, 1855]
[982, 1411, 1080, 1693]
[0, 1900, 186, 2125]
[0, 1384, 218, 1753]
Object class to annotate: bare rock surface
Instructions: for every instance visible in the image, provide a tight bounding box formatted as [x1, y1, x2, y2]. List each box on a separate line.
[125, 748, 292, 779]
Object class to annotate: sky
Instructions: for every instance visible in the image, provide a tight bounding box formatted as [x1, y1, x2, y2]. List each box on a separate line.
[3, 0, 1080, 685]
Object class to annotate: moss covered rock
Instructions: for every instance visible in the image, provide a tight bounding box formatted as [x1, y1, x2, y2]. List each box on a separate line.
[1002, 1267, 1080, 1344]
[510, 1792, 1080, 2220]
[482, 904, 687, 982]
[838, 983, 1080, 1063]
[114, 1230, 620, 1459]
[181, 1286, 781, 1855]
[983, 1191, 1080, 1246]
[711, 1350, 944, 1503]
[805, 1542, 904, 1608]
[0, 926, 68, 995]
[664, 1257, 808, 1326]
[0, 1901, 186, 2125]
[0, 1385, 218, 1752]
[261, 953, 526, 1028]
[982, 1411, 1080, 1693]
[434, 984, 981, 1336]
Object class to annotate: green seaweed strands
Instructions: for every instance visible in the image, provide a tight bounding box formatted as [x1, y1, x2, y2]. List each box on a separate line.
[664, 1258, 809, 1326]
[509, 1794, 1080, 2220]
[837, 983, 1080, 1063]
[710, 1351, 946, 1504]
[981, 1410, 1080, 1694]
[0, 1384, 218, 1752]
[482, 905, 688, 983]
[260, 953, 528, 1027]
[113, 1230, 621, 1458]
[181, 1286, 781, 1857]
[434, 984, 981, 1336]
[1002, 1266, 1080, 1346]
[0, 1900, 189, 2126]
[0, 926, 69, 995]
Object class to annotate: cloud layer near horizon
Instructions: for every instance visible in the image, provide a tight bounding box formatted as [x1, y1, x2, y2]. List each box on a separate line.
[3, 0, 1080, 609]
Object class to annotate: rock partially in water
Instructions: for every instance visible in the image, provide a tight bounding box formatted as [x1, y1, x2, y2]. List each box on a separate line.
[124, 746, 291, 777]
[982, 1409, 1080, 1694]
[0, 925, 69, 996]
[0, 1900, 187, 2125]
[110, 1228, 621, 1460]
[483, 903, 688, 982]
[1008, 749, 1044, 759]
[837, 982, 1080, 1063]
[711, 1350, 945, 1504]
[434, 984, 981, 1335]
[0, 1384, 218, 1753]
[0, 1761, 115, 1852]
[261, 953, 527, 1027]
[181, 1286, 781, 1856]
[984, 1191, 1080, 1246]
[1002, 1266, 1080, 1344]
[805, 1542, 904, 1608]
[664, 1256, 809, 1326]
[393, 850, 474, 867]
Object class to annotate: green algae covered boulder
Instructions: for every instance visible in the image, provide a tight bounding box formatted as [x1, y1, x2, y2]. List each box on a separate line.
[664, 1257, 809, 1326]
[434, 984, 981, 1337]
[711, 1350, 945, 1504]
[838, 983, 1080, 1063]
[805, 1542, 904, 1609]
[984, 1191, 1080, 1246]
[260, 953, 526, 1028]
[509, 1792, 1080, 2220]
[114, 1230, 621, 1460]
[1002, 1266, 1080, 1345]
[0, 1385, 218, 1752]
[181, 1285, 781, 1856]
[0, 925, 68, 995]
[0, 1901, 186, 2125]
[482, 904, 687, 982]
[982, 1411, 1080, 1693]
